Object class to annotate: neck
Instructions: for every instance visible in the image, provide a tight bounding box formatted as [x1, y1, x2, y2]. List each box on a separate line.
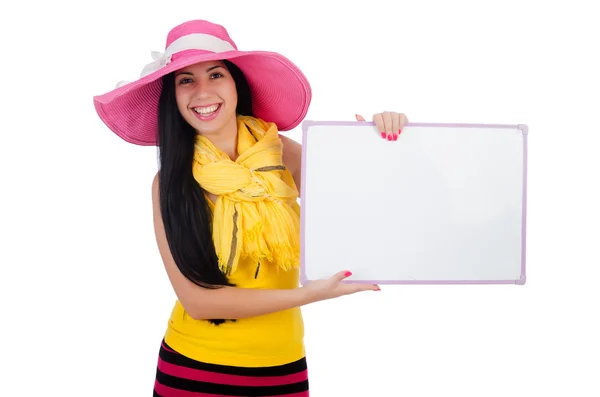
[198, 115, 239, 160]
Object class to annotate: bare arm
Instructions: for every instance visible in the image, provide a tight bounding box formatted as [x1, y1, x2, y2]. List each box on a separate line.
[152, 173, 317, 320]
[152, 166, 377, 321]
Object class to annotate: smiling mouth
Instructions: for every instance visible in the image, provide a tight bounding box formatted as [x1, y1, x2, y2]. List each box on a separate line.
[192, 104, 221, 116]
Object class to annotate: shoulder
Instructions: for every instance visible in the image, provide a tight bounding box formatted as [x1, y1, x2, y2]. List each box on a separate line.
[279, 134, 302, 173]
[152, 171, 159, 189]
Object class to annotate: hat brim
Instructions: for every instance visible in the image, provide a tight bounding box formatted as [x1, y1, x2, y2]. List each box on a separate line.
[93, 50, 312, 146]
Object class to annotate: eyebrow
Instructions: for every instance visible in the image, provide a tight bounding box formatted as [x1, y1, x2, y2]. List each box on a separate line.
[175, 65, 224, 76]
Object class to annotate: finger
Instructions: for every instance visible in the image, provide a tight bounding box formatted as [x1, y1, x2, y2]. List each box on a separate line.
[355, 114, 366, 121]
[382, 111, 393, 141]
[344, 283, 380, 293]
[373, 113, 386, 139]
[391, 113, 400, 141]
[333, 270, 353, 282]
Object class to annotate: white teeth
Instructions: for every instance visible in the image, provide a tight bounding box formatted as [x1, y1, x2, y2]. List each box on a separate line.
[193, 104, 219, 115]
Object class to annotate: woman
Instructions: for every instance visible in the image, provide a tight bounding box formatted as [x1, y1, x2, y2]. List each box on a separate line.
[94, 19, 408, 397]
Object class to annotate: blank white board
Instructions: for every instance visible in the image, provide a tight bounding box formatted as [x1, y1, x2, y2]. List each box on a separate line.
[299, 121, 527, 285]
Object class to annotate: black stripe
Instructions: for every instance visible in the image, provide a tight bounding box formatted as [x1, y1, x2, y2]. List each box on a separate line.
[254, 262, 261, 279]
[254, 165, 286, 172]
[160, 340, 307, 376]
[155, 368, 309, 396]
[225, 208, 239, 276]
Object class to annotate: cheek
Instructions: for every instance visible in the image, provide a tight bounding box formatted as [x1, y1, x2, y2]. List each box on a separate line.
[174, 90, 189, 114]
[226, 84, 238, 107]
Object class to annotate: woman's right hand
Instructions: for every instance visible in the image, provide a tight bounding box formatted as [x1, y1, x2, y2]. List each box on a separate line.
[300, 270, 380, 303]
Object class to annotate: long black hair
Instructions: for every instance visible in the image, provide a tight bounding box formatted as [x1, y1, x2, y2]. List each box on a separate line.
[156, 60, 253, 325]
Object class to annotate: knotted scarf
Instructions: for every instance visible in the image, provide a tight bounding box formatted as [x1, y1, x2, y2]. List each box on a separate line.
[192, 115, 301, 276]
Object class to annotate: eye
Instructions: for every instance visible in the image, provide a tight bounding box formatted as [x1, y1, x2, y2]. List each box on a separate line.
[210, 72, 224, 79]
[178, 77, 192, 85]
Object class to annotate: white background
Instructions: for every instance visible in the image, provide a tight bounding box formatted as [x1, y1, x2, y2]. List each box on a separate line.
[1, 0, 599, 396]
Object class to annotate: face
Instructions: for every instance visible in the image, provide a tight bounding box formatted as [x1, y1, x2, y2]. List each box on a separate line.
[174, 60, 238, 136]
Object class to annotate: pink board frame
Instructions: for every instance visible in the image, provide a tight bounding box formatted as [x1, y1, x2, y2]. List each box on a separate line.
[299, 121, 528, 285]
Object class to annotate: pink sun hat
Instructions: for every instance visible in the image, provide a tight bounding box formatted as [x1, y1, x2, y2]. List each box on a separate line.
[93, 19, 312, 146]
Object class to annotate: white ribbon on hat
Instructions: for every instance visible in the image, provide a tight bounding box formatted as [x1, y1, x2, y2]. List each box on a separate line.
[116, 33, 236, 88]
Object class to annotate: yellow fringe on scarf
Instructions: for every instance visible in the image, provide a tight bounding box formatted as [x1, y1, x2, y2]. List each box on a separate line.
[192, 116, 301, 275]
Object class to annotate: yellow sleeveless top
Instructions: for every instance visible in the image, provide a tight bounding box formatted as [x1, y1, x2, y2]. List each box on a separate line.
[163, 171, 305, 367]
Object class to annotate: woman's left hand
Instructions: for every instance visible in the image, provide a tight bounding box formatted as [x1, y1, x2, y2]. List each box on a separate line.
[356, 112, 409, 141]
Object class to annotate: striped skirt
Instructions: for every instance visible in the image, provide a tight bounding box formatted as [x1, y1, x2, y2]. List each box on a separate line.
[154, 339, 310, 396]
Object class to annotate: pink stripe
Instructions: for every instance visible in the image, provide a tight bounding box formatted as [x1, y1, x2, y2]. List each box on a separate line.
[154, 381, 309, 397]
[154, 381, 224, 396]
[158, 357, 307, 387]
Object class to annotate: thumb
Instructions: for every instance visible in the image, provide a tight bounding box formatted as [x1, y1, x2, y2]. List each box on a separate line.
[355, 114, 366, 122]
[333, 270, 353, 282]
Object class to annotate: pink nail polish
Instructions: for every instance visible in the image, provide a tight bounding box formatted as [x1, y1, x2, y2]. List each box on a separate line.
[381, 132, 386, 138]
[345, 271, 352, 277]
[393, 134, 398, 141]
[387, 134, 392, 141]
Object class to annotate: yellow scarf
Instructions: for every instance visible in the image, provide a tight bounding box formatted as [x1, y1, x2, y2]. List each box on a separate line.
[192, 116, 301, 276]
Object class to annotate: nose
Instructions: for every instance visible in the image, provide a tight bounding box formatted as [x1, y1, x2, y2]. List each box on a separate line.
[192, 79, 213, 99]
